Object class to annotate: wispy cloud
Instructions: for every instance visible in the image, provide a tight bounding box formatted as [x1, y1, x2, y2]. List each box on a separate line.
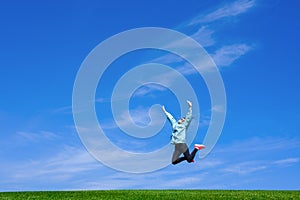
[132, 84, 166, 97]
[212, 44, 252, 67]
[111, 65, 193, 97]
[103, 106, 163, 129]
[190, 26, 215, 47]
[52, 106, 72, 114]
[273, 158, 300, 166]
[91, 2, 255, 101]
[189, 0, 256, 25]
[215, 137, 300, 154]
[222, 157, 300, 176]
[131, 2, 255, 97]
[212, 137, 300, 177]
[212, 105, 226, 113]
[70, 138, 298, 189]
[2, 135, 299, 191]
[17, 130, 59, 142]
[40, 137, 300, 189]
[222, 160, 267, 175]
[12, 146, 99, 181]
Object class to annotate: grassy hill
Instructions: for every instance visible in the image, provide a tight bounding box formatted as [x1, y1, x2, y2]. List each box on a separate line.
[0, 190, 299, 199]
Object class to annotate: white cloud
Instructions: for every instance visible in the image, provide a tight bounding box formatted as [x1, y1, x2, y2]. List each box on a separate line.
[52, 106, 72, 114]
[12, 146, 99, 181]
[222, 160, 267, 175]
[159, 26, 215, 51]
[214, 137, 300, 154]
[150, 52, 185, 65]
[190, 26, 215, 47]
[189, 0, 256, 25]
[212, 44, 252, 67]
[2, 135, 299, 190]
[210, 137, 300, 177]
[121, 67, 191, 97]
[212, 105, 226, 113]
[132, 84, 166, 97]
[71, 158, 221, 189]
[273, 158, 300, 165]
[141, 2, 254, 75]
[161, 176, 206, 188]
[222, 157, 300, 176]
[175, 63, 198, 75]
[108, 106, 163, 128]
[17, 130, 59, 142]
[95, 97, 110, 103]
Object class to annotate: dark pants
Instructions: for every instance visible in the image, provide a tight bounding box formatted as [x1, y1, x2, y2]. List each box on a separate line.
[172, 143, 198, 165]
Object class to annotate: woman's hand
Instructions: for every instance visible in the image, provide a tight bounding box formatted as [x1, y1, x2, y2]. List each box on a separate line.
[162, 105, 166, 112]
[187, 100, 192, 107]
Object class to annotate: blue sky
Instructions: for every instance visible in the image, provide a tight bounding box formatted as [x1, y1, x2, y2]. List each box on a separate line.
[1, 0, 300, 191]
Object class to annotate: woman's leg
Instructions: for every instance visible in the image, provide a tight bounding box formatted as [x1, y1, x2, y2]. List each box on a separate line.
[183, 148, 198, 163]
[172, 143, 189, 165]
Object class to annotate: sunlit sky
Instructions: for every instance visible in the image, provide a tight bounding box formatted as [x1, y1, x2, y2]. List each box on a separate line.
[1, 0, 300, 191]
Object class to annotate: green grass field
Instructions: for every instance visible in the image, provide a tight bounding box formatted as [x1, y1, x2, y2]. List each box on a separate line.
[0, 190, 299, 200]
